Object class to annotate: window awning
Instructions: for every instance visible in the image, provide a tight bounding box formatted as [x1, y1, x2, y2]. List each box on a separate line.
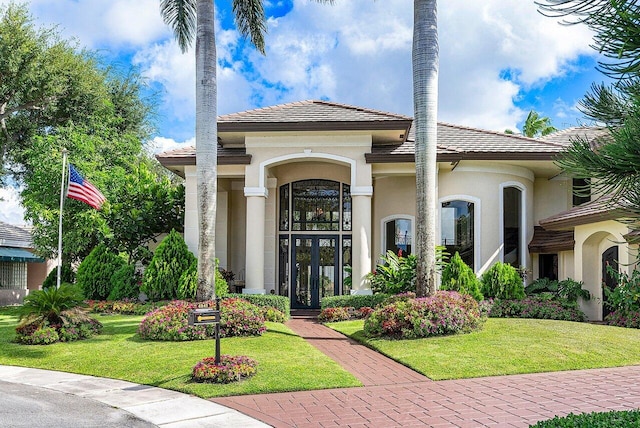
[0, 247, 44, 263]
[528, 227, 575, 254]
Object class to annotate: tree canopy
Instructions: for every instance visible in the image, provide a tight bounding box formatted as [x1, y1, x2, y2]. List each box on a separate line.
[537, 0, 640, 224]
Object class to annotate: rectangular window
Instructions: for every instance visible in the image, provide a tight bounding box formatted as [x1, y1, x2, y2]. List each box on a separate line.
[572, 178, 591, 207]
[539, 253, 558, 281]
[278, 237, 289, 297]
[342, 237, 352, 295]
[279, 184, 290, 231]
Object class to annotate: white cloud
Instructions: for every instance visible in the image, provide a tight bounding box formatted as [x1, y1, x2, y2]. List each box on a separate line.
[0, 187, 26, 226]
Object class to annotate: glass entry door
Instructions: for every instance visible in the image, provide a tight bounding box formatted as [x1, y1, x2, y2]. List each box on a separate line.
[292, 235, 338, 309]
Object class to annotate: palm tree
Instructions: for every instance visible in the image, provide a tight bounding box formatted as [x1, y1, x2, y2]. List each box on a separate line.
[159, 0, 332, 301]
[413, 0, 439, 297]
[522, 110, 557, 137]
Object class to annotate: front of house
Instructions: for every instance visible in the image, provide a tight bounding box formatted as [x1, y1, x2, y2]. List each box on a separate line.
[158, 100, 634, 320]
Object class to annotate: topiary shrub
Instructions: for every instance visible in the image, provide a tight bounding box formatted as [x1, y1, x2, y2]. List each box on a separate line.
[480, 261, 525, 300]
[141, 230, 195, 301]
[76, 244, 125, 300]
[192, 355, 258, 384]
[363, 291, 485, 339]
[137, 298, 266, 341]
[42, 263, 75, 289]
[530, 410, 640, 427]
[321, 293, 390, 310]
[440, 252, 483, 301]
[108, 264, 140, 301]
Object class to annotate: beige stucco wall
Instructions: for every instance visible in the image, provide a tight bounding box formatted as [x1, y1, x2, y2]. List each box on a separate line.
[533, 177, 572, 224]
[372, 175, 416, 263]
[437, 162, 535, 276]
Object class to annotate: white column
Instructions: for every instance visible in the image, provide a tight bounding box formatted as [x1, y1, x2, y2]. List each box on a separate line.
[264, 178, 278, 293]
[351, 191, 373, 294]
[243, 187, 267, 294]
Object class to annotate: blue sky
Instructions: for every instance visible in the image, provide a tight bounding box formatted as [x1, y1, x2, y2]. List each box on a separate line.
[0, 0, 608, 224]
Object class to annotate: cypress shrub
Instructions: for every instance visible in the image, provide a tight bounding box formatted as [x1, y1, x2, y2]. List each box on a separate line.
[480, 261, 525, 300]
[42, 263, 75, 289]
[440, 252, 483, 301]
[108, 264, 140, 301]
[76, 244, 125, 300]
[141, 230, 195, 301]
[178, 258, 229, 300]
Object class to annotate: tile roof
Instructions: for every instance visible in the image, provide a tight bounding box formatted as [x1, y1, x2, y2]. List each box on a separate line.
[538, 194, 632, 230]
[0, 221, 33, 248]
[528, 226, 575, 253]
[542, 126, 610, 148]
[217, 100, 413, 131]
[156, 144, 250, 167]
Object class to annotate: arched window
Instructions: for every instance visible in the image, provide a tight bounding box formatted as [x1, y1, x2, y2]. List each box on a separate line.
[501, 184, 524, 268]
[441, 200, 475, 269]
[382, 216, 413, 257]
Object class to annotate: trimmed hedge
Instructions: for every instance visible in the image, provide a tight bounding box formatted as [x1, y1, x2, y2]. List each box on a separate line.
[530, 410, 640, 427]
[321, 294, 390, 310]
[226, 294, 290, 318]
[489, 296, 586, 322]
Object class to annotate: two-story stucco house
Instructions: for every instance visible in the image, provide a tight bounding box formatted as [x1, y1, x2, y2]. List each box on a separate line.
[157, 100, 634, 320]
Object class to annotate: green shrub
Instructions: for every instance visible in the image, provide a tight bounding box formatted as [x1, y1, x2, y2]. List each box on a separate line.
[261, 306, 287, 323]
[226, 294, 290, 318]
[526, 277, 589, 303]
[177, 258, 228, 300]
[489, 296, 585, 322]
[480, 262, 525, 300]
[137, 298, 266, 341]
[604, 267, 640, 314]
[363, 291, 485, 339]
[41, 264, 75, 289]
[18, 283, 85, 325]
[15, 307, 102, 345]
[108, 264, 140, 301]
[321, 293, 389, 310]
[605, 310, 640, 328]
[76, 244, 125, 300]
[142, 230, 195, 301]
[530, 409, 640, 427]
[367, 251, 417, 294]
[441, 252, 483, 301]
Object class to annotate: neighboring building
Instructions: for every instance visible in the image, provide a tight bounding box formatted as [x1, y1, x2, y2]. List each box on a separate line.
[157, 100, 632, 319]
[0, 221, 48, 305]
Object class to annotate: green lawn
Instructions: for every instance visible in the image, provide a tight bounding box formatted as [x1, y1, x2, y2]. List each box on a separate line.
[0, 308, 360, 398]
[328, 318, 640, 380]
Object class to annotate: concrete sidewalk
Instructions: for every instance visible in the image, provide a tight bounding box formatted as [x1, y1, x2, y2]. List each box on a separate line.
[0, 365, 269, 427]
[214, 314, 640, 427]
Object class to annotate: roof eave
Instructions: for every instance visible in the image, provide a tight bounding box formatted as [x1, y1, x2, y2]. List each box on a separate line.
[218, 120, 413, 133]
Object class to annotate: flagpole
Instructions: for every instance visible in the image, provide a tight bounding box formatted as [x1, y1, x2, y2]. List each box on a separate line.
[56, 149, 68, 289]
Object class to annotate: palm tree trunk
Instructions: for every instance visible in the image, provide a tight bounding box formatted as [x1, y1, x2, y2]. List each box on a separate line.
[195, 0, 217, 301]
[413, 0, 439, 297]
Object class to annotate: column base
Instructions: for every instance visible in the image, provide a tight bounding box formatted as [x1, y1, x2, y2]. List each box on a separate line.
[350, 289, 373, 296]
[242, 288, 266, 295]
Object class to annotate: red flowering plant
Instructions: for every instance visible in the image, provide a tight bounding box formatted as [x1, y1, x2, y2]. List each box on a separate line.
[192, 355, 258, 383]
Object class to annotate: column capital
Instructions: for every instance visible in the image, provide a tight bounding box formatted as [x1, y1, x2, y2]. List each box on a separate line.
[244, 186, 268, 198]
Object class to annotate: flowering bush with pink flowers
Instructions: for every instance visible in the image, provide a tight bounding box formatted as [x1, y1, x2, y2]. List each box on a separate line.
[192, 355, 258, 383]
[138, 298, 266, 341]
[318, 307, 351, 322]
[363, 291, 484, 339]
[605, 310, 640, 329]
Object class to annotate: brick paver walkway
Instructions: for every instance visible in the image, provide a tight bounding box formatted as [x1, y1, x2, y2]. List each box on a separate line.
[214, 313, 640, 427]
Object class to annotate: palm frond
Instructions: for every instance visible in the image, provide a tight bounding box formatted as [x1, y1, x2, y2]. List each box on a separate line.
[232, 0, 267, 54]
[160, 0, 197, 53]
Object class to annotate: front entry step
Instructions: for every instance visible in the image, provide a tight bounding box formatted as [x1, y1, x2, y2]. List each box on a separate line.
[290, 309, 320, 319]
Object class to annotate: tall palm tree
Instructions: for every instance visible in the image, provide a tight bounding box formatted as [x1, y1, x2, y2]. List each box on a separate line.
[159, 0, 332, 301]
[413, 0, 439, 297]
[522, 110, 557, 138]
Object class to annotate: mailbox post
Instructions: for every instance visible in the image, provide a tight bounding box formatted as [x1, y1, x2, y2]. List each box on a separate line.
[188, 298, 221, 364]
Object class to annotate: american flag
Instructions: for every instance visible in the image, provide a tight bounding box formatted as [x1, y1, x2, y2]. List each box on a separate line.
[67, 164, 106, 210]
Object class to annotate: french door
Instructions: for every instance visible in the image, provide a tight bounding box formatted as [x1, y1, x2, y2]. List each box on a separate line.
[291, 235, 338, 309]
